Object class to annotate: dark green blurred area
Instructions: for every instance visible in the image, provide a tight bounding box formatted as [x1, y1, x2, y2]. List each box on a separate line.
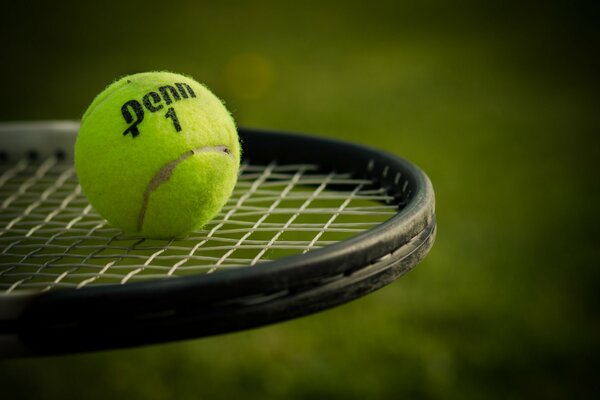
[1, 1, 599, 398]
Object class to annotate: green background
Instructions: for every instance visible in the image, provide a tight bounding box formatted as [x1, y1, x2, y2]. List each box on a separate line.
[1, 1, 598, 398]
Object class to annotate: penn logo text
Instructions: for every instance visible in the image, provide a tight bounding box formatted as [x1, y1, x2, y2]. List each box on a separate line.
[121, 83, 196, 138]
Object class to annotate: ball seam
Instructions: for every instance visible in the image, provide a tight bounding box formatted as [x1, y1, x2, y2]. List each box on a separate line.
[137, 145, 233, 233]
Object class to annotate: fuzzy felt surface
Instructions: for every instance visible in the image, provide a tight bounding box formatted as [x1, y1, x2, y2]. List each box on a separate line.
[75, 71, 240, 238]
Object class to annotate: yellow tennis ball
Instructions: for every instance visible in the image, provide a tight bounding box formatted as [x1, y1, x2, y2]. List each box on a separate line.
[75, 71, 240, 239]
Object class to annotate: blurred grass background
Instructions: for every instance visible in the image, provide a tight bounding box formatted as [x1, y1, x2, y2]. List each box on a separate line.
[1, 0, 598, 398]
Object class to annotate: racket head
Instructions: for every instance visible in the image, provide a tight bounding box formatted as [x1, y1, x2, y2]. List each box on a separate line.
[0, 122, 435, 356]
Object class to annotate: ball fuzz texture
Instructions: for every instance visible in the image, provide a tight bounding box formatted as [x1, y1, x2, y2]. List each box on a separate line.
[75, 71, 240, 239]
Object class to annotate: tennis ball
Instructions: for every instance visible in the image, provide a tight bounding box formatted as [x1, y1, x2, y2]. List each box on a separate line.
[75, 71, 240, 239]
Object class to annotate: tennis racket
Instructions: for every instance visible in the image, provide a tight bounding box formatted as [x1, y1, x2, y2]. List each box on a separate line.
[0, 121, 436, 357]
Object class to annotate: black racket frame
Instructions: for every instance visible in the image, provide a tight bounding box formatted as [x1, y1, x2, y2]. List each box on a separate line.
[1, 127, 436, 355]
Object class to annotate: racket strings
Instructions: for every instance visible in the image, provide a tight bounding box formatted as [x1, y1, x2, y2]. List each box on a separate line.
[0, 155, 398, 294]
